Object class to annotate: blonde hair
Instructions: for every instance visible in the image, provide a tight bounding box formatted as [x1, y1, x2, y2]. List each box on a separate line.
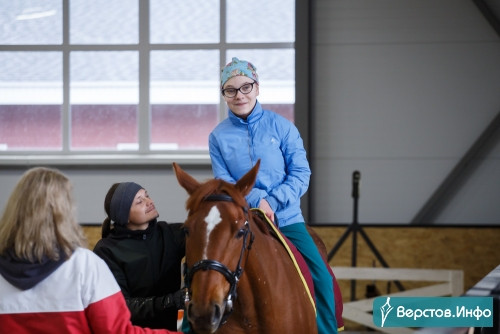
[0, 167, 86, 262]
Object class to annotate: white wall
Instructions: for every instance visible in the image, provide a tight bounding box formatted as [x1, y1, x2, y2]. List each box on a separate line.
[0, 165, 213, 224]
[311, 0, 500, 224]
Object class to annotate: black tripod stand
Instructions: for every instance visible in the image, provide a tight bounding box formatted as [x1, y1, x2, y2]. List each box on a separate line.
[327, 171, 404, 301]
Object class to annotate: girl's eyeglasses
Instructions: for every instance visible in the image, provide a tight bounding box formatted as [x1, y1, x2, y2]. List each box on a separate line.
[221, 82, 257, 98]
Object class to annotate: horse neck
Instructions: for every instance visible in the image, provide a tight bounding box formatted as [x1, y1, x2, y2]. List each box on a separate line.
[240, 223, 297, 292]
[225, 223, 310, 330]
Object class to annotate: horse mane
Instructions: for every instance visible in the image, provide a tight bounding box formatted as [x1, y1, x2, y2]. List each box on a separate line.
[249, 209, 273, 236]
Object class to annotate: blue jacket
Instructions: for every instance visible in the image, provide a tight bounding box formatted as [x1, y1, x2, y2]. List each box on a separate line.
[209, 101, 311, 227]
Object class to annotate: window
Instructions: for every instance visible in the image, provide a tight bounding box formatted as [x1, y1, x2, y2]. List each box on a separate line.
[0, 0, 295, 164]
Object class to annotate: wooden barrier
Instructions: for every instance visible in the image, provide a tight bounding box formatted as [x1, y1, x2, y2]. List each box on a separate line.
[333, 266, 464, 333]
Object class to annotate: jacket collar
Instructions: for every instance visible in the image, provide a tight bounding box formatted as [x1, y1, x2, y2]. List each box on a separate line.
[111, 219, 157, 240]
[228, 100, 263, 125]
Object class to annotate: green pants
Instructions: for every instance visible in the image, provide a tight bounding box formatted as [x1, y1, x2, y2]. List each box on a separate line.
[281, 222, 338, 334]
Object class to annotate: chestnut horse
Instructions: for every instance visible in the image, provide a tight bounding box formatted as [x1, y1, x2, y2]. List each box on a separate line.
[173, 161, 338, 334]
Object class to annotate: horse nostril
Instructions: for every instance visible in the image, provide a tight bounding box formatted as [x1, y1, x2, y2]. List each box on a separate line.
[212, 304, 222, 325]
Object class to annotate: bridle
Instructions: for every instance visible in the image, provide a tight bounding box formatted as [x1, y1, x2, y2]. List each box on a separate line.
[183, 193, 255, 325]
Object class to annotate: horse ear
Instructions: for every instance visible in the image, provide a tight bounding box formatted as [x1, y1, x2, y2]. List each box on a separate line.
[235, 159, 260, 196]
[172, 162, 200, 195]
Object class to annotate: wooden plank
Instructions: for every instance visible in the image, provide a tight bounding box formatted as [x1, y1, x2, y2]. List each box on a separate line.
[333, 267, 464, 331]
[333, 266, 463, 282]
[343, 305, 415, 334]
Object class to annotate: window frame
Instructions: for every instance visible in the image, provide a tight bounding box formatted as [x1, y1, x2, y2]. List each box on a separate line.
[0, 0, 296, 166]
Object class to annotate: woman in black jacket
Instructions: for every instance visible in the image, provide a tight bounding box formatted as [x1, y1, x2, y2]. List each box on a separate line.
[94, 182, 185, 331]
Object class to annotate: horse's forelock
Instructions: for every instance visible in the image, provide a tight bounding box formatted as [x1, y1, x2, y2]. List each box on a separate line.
[185, 178, 248, 215]
[185, 179, 220, 213]
[218, 182, 247, 209]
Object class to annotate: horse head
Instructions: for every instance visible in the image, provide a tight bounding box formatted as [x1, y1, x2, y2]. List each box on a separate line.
[173, 161, 260, 334]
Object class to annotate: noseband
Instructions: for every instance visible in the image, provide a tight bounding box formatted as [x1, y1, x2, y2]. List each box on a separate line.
[183, 193, 254, 325]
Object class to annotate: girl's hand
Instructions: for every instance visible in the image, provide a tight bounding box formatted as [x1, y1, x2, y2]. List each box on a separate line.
[259, 199, 274, 223]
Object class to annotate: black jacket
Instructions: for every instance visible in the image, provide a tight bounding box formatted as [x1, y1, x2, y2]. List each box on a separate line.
[93, 220, 185, 330]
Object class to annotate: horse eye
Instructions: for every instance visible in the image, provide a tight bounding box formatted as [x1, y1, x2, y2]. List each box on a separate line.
[183, 228, 189, 237]
[236, 229, 245, 238]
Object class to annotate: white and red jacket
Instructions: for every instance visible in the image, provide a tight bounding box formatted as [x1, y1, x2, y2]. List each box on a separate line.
[0, 247, 181, 334]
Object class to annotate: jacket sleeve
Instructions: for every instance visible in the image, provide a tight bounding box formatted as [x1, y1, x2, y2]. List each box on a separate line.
[125, 296, 163, 323]
[86, 252, 181, 334]
[93, 245, 163, 324]
[86, 291, 181, 334]
[209, 132, 237, 183]
[264, 121, 311, 212]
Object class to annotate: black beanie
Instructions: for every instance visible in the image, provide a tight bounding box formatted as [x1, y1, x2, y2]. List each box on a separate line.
[110, 182, 143, 226]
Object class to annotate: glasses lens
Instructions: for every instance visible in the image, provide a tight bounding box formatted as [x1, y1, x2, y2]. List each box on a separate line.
[223, 88, 237, 97]
[240, 83, 253, 94]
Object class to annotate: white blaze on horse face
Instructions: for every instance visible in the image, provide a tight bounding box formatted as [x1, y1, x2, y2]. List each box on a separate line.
[203, 205, 222, 259]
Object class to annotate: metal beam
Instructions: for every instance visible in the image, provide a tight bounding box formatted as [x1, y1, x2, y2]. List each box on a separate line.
[411, 110, 500, 224]
[473, 0, 500, 37]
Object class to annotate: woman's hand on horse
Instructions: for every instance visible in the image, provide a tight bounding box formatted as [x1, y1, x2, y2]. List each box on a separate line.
[259, 199, 274, 223]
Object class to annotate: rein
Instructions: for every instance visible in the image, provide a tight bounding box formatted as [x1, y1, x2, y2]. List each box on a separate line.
[184, 193, 254, 326]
